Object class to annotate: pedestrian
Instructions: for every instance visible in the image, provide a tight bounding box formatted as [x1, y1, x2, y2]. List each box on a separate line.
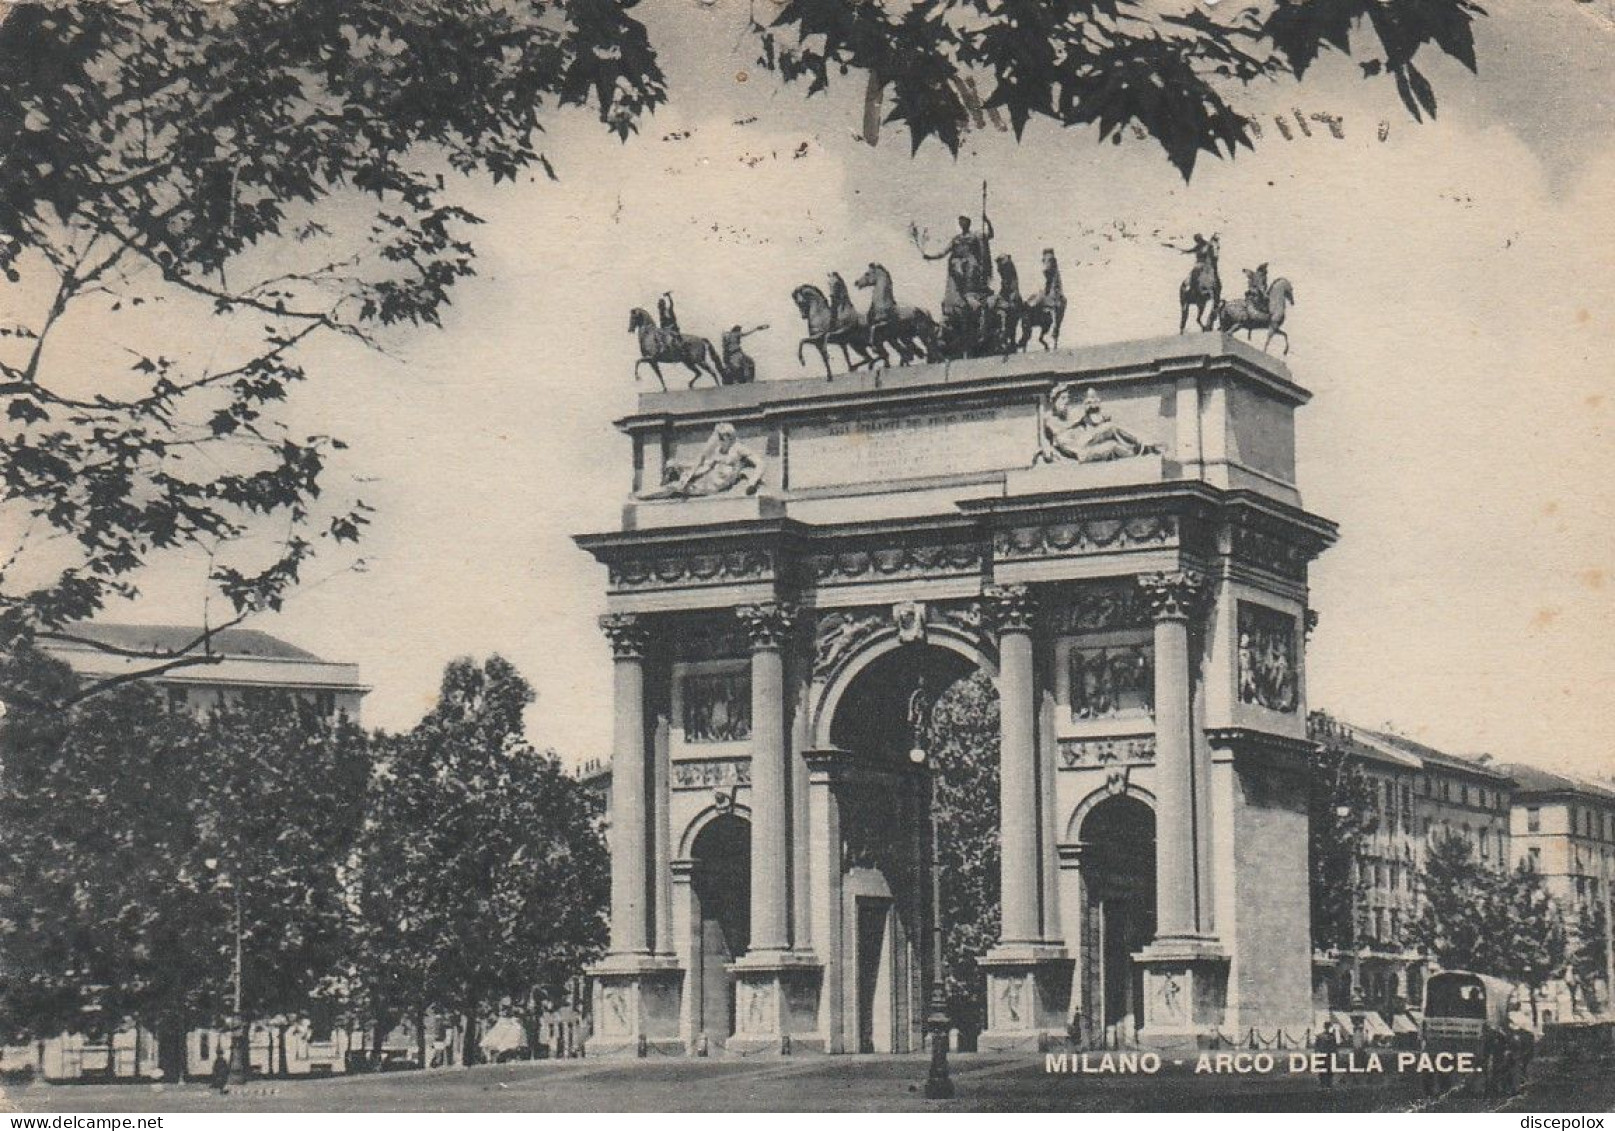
[209, 1048, 230, 1093]
[1315, 1021, 1338, 1090]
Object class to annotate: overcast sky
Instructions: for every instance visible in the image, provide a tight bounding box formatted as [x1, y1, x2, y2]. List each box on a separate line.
[83, 0, 1615, 780]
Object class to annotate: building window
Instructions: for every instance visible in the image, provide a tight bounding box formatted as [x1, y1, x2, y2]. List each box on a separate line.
[199, 1032, 210, 1061]
[1527, 846, 1541, 870]
[1527, 806, 1541, 833]
[167, 686, 189, 711]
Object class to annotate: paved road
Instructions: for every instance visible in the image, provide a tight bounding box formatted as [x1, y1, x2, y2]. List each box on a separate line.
[2, 1053, 1609, 1113]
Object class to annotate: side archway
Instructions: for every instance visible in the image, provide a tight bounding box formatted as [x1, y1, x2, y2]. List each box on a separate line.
[1071, 791, 1157, 1037]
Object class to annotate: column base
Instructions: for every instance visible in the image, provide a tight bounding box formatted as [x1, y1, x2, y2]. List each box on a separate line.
[725, 951, 826, 1055]
[978, 944, 1073, 1052]
[1134, 937, 1229, 1050]
[586, 954, 685, 1058]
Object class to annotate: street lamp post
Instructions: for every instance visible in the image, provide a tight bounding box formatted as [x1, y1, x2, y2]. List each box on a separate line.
[909, 741, 955, 1100]
[206, 857, 249, 1085]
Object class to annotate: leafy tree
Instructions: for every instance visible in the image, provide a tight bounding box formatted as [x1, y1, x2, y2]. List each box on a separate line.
[1410, 830, 1498, 973]
[1492, 861, 1567, 1026]
[195, 694, 372, 1072]
[0, 0, 665, 694]
[0, 647, 370, 1079]
[353, 656, 608, 1066]
[1307, 725, 1380, 954]
[920, 669, 1000, 1044]
[755, 0, 1486, 176]
[1567, 897, 1609, 1016]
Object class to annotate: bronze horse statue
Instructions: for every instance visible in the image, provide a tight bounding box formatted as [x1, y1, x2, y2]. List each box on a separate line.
[855, 263, 938, 366]
[1020, 247, 1067, 351]
[628, 307, 725, 390]
[1217, 274, 1296, 355]
[1178, 233, 1221, 333]
[792, 284, 877, 379]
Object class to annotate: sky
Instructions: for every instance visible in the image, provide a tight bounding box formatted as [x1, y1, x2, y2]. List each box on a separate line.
[38, 0, 1615, 780]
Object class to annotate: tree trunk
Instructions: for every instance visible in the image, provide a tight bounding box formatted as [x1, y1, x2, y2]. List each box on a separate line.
[461, 1004, 480, 1067]
[277, 1024, 289, 1078]
[156, 1015, 188, 1082]
[413, 1006, 427, 1070]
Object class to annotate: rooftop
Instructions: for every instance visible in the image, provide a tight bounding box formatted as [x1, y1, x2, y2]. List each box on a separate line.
[1499, 763, 1615, 805]
[50, 623, 325, 662]
[40, 623, 366, 692]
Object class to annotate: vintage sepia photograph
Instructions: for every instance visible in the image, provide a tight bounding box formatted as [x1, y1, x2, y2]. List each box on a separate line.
[0, 0, 1611, 1118]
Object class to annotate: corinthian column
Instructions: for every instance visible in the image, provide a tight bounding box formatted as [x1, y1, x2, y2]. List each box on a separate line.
[737, 600, 797, 955]
[1138, 570, 1209, 940]
[600, 612, 651, 957]
[987, 583, 1040, 946]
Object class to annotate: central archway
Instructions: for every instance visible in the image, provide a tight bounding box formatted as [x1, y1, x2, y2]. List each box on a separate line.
[827, 642, 997, 1052]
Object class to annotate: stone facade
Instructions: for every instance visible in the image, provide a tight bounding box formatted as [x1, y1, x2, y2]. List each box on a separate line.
[576, 333, 1337, 1055]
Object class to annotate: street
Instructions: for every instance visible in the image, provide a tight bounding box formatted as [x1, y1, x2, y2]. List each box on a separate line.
[3, 1053, 1610, 1114]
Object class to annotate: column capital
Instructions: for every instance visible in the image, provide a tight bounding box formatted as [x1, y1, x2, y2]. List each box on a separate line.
[1137, 570, 1210, 623]
[737, 600, 799, 652]
[984, 583, 1036, 635]
[599, 612, 650, 659]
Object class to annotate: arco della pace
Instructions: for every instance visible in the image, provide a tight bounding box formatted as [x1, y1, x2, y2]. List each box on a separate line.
[575, 332, 1336, 1056]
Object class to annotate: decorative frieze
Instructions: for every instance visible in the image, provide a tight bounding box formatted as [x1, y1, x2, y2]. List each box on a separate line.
[1138, 570, 1210, 623]
[804, 541, 983, 585]
[993, 516, 1176, 562]
[737, 600, 798, 651]
[1237, 602, 1300, 713]
[1060, 737, 1156, 767]
[598, 613, 649, 659]
[1047, 583, 1151, 633]
[1231, 521, 1309, 581]
[607, 549, 773, 591]
[672, 758, 752, 790]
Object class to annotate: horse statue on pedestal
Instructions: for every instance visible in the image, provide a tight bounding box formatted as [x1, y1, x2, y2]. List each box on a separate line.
[855, 263, 938, 366]
[628, 308, 725, 390]
[792, 283, 877, 380]
[990, 254, 1025, 357]
[1217, 274, 1296, 355]
[1177, 233, 1221, 333]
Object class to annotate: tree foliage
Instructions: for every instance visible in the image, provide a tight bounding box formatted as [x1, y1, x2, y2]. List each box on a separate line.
[1307, 730, 1380, 953]
[1567, 897, 1609, 1015]
[352, 655, 608, 1065]
[0, 647, 369, 1071]
[756, 0, 1485, 176]
[920, 669, 1000, 1039]
[1411, 831, 1568, 1015]
[0, 0, 665, 690]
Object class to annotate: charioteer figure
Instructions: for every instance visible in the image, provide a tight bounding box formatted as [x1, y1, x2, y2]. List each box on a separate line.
[658, 290, 681, 337]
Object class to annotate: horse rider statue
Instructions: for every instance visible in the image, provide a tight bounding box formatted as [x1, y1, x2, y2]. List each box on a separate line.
[1242, 263, 1271, 320]
[1174, 233, 1221, 333]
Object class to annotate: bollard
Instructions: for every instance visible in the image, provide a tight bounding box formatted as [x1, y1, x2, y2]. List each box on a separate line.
[696, 1032, 709, 1058]
[637, 1033, 648, 1058]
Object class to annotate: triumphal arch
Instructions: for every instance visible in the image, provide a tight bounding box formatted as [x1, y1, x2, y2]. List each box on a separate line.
[576, 333, 1336, 1056]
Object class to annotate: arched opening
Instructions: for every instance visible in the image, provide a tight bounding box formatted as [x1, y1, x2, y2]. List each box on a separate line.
[1079, 794, 1156, 1040]
[689, 813, 750, 1049]
[828, 642, 997, 1052]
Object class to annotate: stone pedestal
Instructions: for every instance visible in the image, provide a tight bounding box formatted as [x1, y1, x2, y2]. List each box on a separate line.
[726, 952, 825, 1055]
[587, 955, 685, 1058]
[1134, 938, 1228, 1049]
[978, 945, 1073, 1052]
